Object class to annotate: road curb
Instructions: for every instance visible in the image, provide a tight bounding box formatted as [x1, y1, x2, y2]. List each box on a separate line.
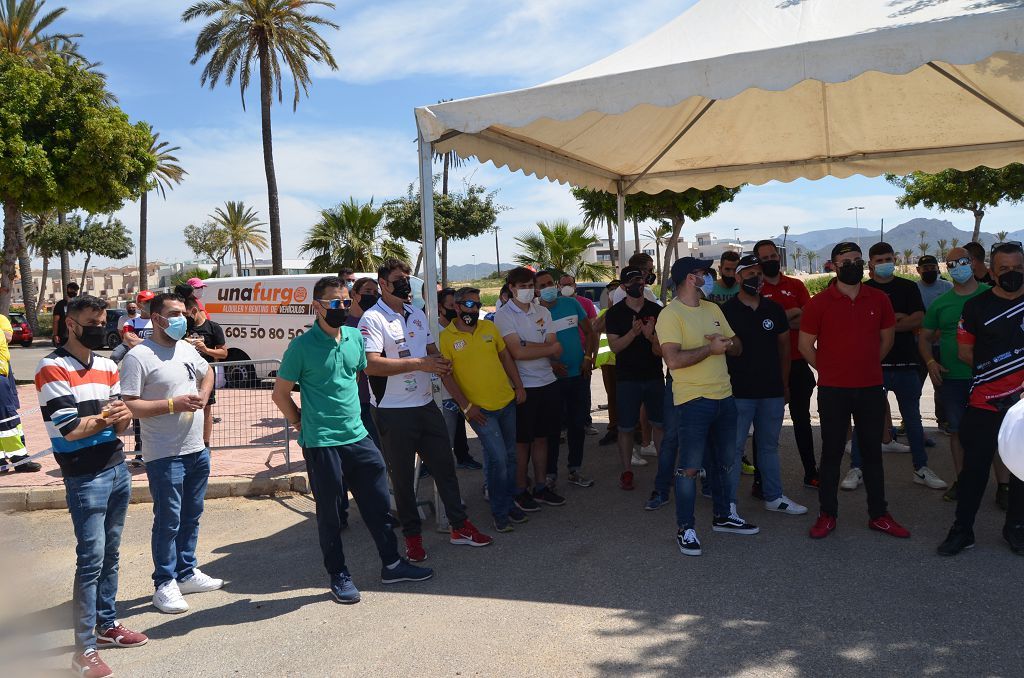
[1, 473, 311, 512]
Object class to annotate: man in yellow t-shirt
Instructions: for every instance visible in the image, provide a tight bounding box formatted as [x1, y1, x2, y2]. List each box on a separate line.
[0, 312, 37, 472]
[439, 287, 528, 532]
[655, 257, 754, 557]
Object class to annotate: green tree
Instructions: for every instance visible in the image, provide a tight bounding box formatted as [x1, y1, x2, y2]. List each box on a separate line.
[72, 214, 133, 289]
[645, 222, 673, 276]
[0, 52, 153, 321]
[512, 219, 612, 281]
[24, 209, 75, 312]
[382, 179, 504, 285]
[887, 165, 1024, 241]
[184, 221, 232, 276]
[171, 267, 215, 288]
[182, 0, 339, 276]
[794, 246, 804, 273]
[301, 198, 408, 273]
[139, 125, 186, 291]
[918, 240, 930, 257]
[997, 230, 1010, 243]
[571, 188, 659, 271]
[806, 250, 817, 274]
[902, 248, 914, 266]
[950, 237, 960, 249]
[0, 0, 79, 64]
[936, 238, 949, 259]
[210, 201, 268, 274]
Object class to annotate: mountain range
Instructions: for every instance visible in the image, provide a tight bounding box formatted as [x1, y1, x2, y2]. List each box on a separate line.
[447, 262, 517, 282]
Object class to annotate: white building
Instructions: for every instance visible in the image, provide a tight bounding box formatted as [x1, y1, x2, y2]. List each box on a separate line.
[583, 231, 744, 267]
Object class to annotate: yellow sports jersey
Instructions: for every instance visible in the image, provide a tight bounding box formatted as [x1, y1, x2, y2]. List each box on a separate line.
[438, 319, 515, 412]
[655, 298, 734, 405]
[0, 314, 12, 368]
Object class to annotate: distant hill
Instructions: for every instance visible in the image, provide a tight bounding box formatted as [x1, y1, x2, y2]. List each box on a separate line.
[447, 262, 517, 282]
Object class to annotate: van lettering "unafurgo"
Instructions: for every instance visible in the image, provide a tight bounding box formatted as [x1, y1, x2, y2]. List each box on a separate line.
[216, 282, 308, 305]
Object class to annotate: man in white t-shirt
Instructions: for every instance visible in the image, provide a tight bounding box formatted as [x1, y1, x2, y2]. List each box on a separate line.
[360, 259, 492, 565]
[120, 293, 221, 616]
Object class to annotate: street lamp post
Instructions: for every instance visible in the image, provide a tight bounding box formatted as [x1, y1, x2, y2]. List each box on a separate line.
[493, 226, 501, 276]
[473, 254, 477, 280]
[848, 206, 865, 247]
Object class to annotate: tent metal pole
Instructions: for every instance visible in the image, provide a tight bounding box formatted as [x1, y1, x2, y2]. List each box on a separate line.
[417, 126, 440, 343]
[926, 62, 1024, 130]
[616, 182, 626, 274]
[623, 99, 716, 194]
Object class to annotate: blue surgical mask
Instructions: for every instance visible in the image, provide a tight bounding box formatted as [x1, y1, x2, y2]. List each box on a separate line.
[949, 264, 974, 284]
[701, 274, 715, 298]
[165, 316, 188, 341]
[874, 262, 895, 278]
[539, 287, 559, 303]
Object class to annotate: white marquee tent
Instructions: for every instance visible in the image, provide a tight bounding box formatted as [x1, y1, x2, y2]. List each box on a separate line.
[413, 0, 1024, 319]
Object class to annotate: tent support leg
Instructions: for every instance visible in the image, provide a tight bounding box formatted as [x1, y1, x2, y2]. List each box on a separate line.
[926, 62, 1024, 130]
[417, 126, 440, 341]
[616, 183, 626, 274]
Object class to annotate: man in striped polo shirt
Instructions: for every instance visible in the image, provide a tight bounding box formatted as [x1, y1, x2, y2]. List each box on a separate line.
[36, 295, 146, 678]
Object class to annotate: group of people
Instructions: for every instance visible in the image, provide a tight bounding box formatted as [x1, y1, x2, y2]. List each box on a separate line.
[43, 240, 1023, 677]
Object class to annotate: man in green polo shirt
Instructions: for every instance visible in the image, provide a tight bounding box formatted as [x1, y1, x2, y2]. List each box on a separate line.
[273, 276, 432, 605]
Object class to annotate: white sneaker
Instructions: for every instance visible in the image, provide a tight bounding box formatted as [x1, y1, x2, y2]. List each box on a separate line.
[764, 495, 808, 515]
[840, 467, 863, 490]
[630, 449, 649, 466]
[153, 579, 188, 613]
[881, 440, 911, 453]
[913, 466, 948, 489]
[639, 443, 658, 457]
[177, 568, 223, 594]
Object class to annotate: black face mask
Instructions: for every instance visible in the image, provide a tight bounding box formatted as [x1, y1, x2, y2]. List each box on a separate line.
[358, 293, 379, 311]
[625, 284, 644, 299]
[389, 278, 412, 300]
[721, 275, 736, 288]
[76, 324, 106, 350]
[460, 312, 480, 327]
[740, 276, 763, 296]
[837, 262, 864, 285]
[444, 308, 458, 321]
[921, 270, 939, 285]
[761, 260, 781, 278]
[324, 308, 348, 328]
[645, 273, 656, 285]
[998, 270, 1024, 293]
[68, 292, 78, 298]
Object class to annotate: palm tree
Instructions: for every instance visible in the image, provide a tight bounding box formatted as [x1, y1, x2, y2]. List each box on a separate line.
[513, 219, 612, 281]
[574, 188, 618, 271]
[936, 238, 949, 259]
[918, 241, 930, 257]
[645, 223, 672, 274]
[139, 125, 186, 291]
[794, 246, 804, 272]
[211, 201, 269, 274]
[300, 198, 408, 273]
[0, 0, 79, 64]
[997, 230, 1010, 243]
[183, 0, 339, 276]
[902, 248, 914, 267]
[950, 237, 960, 249]
[806, 251, 817, 274]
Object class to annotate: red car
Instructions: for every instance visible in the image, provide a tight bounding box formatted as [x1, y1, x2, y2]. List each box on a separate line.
[8, 313, 33, 347]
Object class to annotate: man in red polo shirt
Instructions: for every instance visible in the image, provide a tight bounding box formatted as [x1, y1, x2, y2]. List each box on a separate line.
[799, 241, 910, 540]
[755, 239, 818, 487]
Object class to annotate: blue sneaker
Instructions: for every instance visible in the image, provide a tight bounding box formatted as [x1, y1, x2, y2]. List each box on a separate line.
[381, 559, 434, 585]
[644, 491, 669, 511]
[508, 506, 529, 524]
[456, 457, 484, 470]
[329, 572, 360, 604]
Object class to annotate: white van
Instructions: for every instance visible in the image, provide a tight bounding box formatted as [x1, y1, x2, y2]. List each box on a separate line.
[203, 273, 424, 385]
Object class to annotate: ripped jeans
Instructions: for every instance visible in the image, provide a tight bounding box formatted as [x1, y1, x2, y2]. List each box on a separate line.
[673, 396, 735, 530]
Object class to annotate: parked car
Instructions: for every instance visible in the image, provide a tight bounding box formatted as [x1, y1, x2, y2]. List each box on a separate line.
[8, 313, 33, 347]
[573, 282, 610, 309]
[104, 309, 127, 349]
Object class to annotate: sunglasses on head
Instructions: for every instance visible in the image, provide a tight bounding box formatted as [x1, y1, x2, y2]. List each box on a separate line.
[945, 256, 971, 268]
[318, 298, 352, 310]
[991, 240, 1023, 254]
[457, 299, 482, 309]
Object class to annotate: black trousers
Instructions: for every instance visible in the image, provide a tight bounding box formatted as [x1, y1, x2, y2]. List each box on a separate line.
[302, 437, 400, 575]
[818, 385, 888, 519]
[789, 359, 817, 476]
[955, 406, 1024, 529]
[375, 403, 468, 537]
[546, 375, 589, 476]
[453, 414, 472, 463]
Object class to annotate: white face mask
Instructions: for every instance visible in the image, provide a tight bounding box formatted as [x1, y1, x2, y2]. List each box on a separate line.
[193, 287, 205, 300]
[515, 288, 536, 304]
[560, 285, 575, 298]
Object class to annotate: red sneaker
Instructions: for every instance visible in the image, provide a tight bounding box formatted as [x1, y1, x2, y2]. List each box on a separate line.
[868, 513, 910, 538]
[72, 650, 112, 678]
[620, 471, 634, 491]
[405, 535, 427, 562]
[96, 623, 148, 647]
[809, 513, 836, 539]
[450, 519, 493, 547]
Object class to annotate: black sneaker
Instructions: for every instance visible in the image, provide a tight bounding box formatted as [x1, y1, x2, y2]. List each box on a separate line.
[996, 483, 1009, 511]
[676, 528, 702, 556]
[456, 457, 484, 470]
[750, 480, 764, 500]
[381, 558, 434, 584]
[598, 430, 616, 446]
[1004, 523, 1024, 555]
[942, 481, 959, 503]
[419, 464, 431, 480]
[9, 455, 41, 473]
[803, 471, 820, 489]
[937, 524, 976, 556]
[712, 513, 760, 535]
[533, 486, 566, 506]
[514, 492, 541, 512]
[508, 505, 530, 523]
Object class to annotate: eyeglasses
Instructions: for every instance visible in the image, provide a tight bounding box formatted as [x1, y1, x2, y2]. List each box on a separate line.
[457, 299, 482, 309]
[317, 298, 352, 310]
[840, 259, 866, 267]
[945, 257, 971, 268]
[991, 241, 1023, 254]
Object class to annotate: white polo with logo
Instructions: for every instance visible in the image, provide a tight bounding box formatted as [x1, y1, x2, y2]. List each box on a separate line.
[493, 300, 556, 389]
[358, 300, 434, 409]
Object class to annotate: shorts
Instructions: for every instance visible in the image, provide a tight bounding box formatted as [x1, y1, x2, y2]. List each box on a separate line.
[940, 378, 971, 433]
[207, 382, 217, 407]
[515, 382, 560, 444]
[617, 377, 665, 432]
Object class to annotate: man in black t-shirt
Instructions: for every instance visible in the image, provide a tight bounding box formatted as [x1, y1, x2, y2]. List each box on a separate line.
[51, 282, 79, 347]
[722, 255, 807, 516]
[605, 266, 664, 491]
[185, 298, 227, 447]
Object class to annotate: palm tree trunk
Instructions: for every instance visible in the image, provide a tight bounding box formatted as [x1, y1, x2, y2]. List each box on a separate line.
[659, 216, 685, 303]
[632, 218, 640, 256]
[57, 211, 71, 296]
[972, 209, 984, 242]
[36, 255, 49, 315]
[234, 246, 243, 276]
[80, 253, 92, 291]
[139, 191, 149, 291]
[606, 219, 617, 271]
[413, 245, 424, 276]
[15, 217, 39, 332]
[258, 38, 283, 276]
[0, 202, 20, 316]
[440, 237, 449, 289]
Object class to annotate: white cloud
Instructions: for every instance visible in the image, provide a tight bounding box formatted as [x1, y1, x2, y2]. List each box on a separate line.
[74, 0, 193, 32]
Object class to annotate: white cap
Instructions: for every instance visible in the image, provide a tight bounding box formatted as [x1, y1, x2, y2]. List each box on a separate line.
[998, 398, 1024, 482]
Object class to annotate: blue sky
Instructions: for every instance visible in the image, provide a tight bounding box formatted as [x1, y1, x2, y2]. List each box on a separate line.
[60, 0, 1024, 271]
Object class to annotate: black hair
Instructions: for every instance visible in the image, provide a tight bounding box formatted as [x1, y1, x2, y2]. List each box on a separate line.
[499, 284, 511, 299]
[455, 287, 480, 302]
[185, 297, 202, 312]
[964, 241, 986, 263]
[174, 283, 196, 301]
[338, 267, 354, 277]
[377, 258, 411, 280]
[720, 251, 740, 264]
[628, 252, 654, 267]
[352, 277, 377, 296]
[438, 288, 456, 304]
[313, 275, 344, 300]
[506, 266, 536, 286]
[753, 239, 779, 257]
[150, 292, 186, 316]
[67, 294, 107, 315]
[536, 269, 559, 284]
[66, 282, 79, 291]
[868, 242, 894, 258]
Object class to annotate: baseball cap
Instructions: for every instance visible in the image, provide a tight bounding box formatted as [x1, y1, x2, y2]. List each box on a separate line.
[187, 277, 207, 289]
[734, 254, 761, 274]
[621, 266, 645, 284]
[136, 290, 155, 304]
[917, 255, 938, 266]
[831, 241, 862, 260]
[670, 257, 714, 285]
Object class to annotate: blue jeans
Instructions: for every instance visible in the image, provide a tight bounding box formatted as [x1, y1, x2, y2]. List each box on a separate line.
[851, 368, 927, 470]
[469, 401, 518, 521]
[674, 397, 735, 529]
[65, 462, 131, 650]
[654, 378, 678, 498]
[146, 449, 210, 587]
[734, 398, 786, 502]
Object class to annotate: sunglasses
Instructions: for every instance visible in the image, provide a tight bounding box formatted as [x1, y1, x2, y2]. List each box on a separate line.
[991, 240, 1023, 254]
[317, 298, 352, 310]
[457, 299, 482, 309]
[945, 257, 971, 268]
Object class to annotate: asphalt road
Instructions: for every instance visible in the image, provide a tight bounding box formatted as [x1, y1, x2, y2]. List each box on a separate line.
[2, 416, 1022, 677]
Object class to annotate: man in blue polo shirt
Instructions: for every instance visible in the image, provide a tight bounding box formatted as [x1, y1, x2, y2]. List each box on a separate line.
[273, 276, 432, 604]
